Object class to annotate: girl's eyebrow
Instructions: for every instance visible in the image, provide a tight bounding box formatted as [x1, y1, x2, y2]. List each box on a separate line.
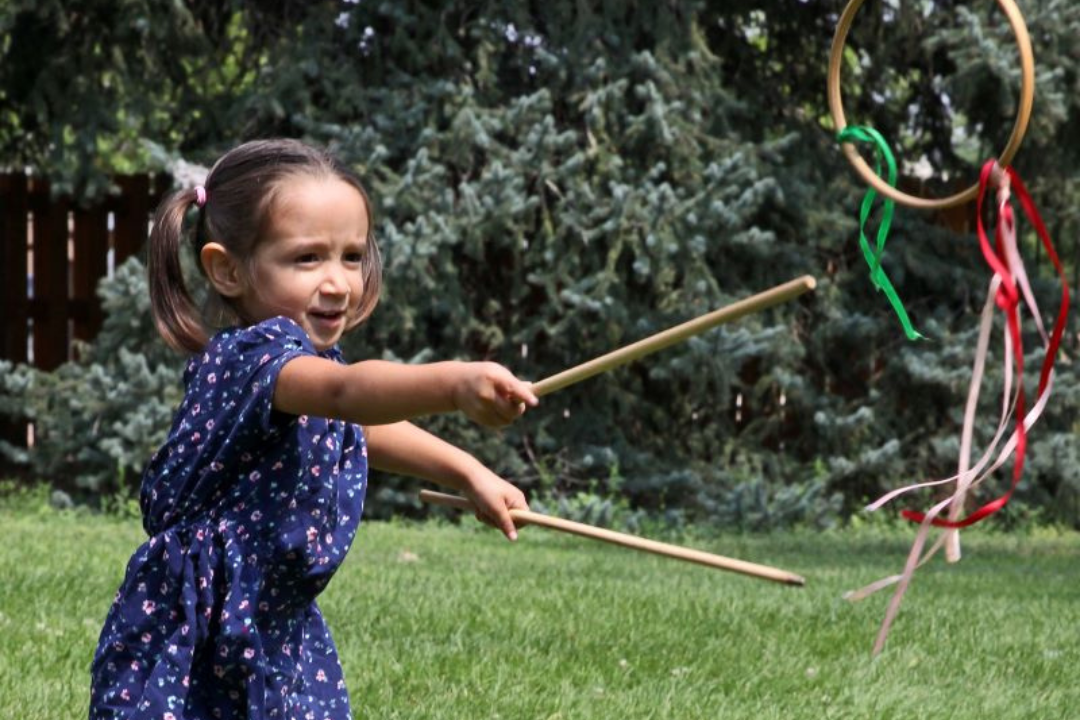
[283, 238, 328, 251]
[281, 237, 368, 253]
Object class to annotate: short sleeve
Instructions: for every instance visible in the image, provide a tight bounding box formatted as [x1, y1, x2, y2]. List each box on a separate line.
[192, 316, 314, 439]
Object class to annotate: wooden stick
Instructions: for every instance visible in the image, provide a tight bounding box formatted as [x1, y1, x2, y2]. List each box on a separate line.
[420, 490, 806, 586]
[532, 275, 816, 397]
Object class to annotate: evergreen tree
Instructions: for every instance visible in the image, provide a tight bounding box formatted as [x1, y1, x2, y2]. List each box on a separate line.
[2, 0, 1076, 527]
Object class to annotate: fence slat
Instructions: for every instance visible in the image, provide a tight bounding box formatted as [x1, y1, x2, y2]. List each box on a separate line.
[0, 174, 29, 366]
[73, 205, 110, 342]
[114, 174, 151, 263]
[0, 174, 30, 449]
[32, 180, 70, 371]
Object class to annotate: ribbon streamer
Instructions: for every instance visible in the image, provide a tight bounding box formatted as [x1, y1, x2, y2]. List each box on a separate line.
[847, 159, 1070, 655]
[837, 126, 926, 340]
[903, 163, 1069, 528]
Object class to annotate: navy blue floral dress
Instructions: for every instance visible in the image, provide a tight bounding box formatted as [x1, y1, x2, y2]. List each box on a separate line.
[90, 317, 368, 720]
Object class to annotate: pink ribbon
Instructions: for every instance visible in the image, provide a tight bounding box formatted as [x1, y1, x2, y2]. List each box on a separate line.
[846, 160, 1070, 655]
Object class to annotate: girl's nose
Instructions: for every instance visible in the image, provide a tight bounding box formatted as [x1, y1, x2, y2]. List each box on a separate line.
[320, 265, 350, 296]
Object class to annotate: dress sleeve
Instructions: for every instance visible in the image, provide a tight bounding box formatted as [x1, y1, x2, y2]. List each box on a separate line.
[196, 316, 314, 439]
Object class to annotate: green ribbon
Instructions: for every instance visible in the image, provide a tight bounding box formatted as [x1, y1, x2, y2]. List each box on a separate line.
[837, 125, 925, 341]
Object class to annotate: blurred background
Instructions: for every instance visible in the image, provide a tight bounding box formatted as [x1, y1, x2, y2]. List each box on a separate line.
[1, 0, 1077, 530]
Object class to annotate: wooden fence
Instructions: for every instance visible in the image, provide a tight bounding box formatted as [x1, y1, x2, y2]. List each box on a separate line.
[0, 173, 169, 450]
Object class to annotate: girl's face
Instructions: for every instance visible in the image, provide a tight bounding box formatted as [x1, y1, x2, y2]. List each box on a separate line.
[241, 175, 370, 351]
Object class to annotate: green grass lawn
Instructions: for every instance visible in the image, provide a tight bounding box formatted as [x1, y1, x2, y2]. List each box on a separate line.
[1, 504, 1078, 719]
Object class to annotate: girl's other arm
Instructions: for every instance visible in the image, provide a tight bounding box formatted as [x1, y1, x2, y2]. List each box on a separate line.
[364, 421, 528, 541]
[274, 356, 538, 427]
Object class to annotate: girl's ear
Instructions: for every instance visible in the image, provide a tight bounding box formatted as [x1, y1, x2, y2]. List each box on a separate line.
[200, 242, 246, 298]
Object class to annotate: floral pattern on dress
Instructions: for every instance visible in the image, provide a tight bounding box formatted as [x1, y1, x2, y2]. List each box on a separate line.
[90, 316, 367, 720]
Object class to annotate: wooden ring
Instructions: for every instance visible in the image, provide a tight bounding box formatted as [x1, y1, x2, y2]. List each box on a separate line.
[827, 0, 1035, 209]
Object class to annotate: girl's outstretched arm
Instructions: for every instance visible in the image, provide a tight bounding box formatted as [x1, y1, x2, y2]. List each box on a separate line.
[274, 357, 538, 427]
[364, 421, 528, 541]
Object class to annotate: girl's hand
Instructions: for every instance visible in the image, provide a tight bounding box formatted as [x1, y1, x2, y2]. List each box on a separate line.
[461, 469, 529, 541]
[451, 362, 539, 428]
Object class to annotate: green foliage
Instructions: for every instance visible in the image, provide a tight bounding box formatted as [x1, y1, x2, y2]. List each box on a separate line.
[2, 0, 1079, 529]
[0, 1, 324, 197]
[0, 259, 180, 497]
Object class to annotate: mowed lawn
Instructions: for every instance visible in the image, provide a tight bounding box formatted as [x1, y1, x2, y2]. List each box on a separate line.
[1, 504, 1078, 719]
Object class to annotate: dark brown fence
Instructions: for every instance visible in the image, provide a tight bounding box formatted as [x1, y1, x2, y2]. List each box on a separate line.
[0, 173, 170, 451]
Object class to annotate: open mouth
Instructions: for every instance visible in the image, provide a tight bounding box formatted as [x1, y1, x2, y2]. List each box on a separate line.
[309, 309, 346, 327]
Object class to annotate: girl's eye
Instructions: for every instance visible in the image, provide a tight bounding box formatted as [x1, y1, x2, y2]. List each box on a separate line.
[345, 252, 364, 263]
[295, 253, 319, 264]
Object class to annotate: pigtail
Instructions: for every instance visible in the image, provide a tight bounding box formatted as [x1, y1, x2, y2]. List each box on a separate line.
[147, 188, 209, 353]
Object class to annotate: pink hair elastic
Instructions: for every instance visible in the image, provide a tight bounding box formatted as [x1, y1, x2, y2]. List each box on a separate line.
[194, 186, 207, 207]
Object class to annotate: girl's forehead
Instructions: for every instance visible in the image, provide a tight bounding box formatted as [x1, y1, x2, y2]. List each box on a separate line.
[266, 175, 369, 231]
[272, 174, 365, 207]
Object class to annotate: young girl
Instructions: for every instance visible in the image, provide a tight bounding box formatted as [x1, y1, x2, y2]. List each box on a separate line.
[90, 138, 539, 719]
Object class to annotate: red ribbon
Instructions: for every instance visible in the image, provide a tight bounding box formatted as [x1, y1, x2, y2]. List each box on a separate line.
[902, 161, 1070, 528]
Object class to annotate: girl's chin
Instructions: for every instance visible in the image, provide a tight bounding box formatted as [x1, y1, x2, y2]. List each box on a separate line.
[304, 314, 345, 347]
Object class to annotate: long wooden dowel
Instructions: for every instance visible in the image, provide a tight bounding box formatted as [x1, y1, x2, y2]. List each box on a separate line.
[532, 275, 817, 397]
[420, 490, 806, 586]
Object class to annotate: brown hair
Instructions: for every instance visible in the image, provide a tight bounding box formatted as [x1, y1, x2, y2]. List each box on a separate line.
[148, 138, 383, 352]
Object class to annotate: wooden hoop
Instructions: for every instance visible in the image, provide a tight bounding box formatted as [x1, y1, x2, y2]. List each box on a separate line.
[827, 0, 1035, 209]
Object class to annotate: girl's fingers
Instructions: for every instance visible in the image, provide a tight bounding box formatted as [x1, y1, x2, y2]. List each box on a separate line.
[460, 367, 536, 427]
[492, 398, 516, 423]
[517, 384, 539, 407]
[507, 493, 529, 513]
[509, 379, 539, 407]
[493, 507, 518, 541]
[474, 509, 517, 540]
[501, 393, 529, 420]
[493, 381, 536, 424]
[495, 375, 538, 408]
[484, 392, 526, 426]
[464, 476, 526, 542]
